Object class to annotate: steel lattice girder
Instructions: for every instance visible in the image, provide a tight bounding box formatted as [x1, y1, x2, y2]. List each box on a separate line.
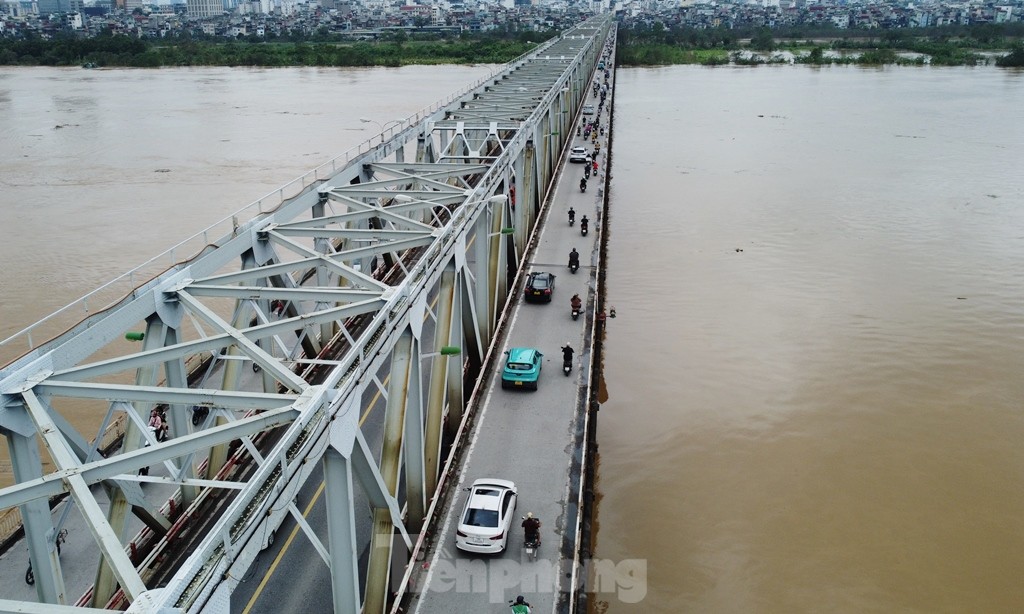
[0, 16, 610, 613]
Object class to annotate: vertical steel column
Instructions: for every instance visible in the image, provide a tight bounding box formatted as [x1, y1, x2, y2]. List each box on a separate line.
[424, 265, 456, 497]
[363, 330, 413, 614]
[162, 326, 198, 507]
[313, 196, 334, 344]
[522, 141, 537, 243]
[323, 446, 360, 614]
[444, 271, 467, 442]
[488, 197, 509, 324]
[22, 390, 147, 602]
[6, 429, 65, 604]
[209, 251, 257, 479]
[512, 158, 528, 256]
[471, 212, 492, 346]
[94, 314, 164, 606]
[403, 334, 426, 533]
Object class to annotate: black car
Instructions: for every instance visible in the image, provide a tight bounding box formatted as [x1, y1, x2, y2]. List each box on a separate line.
[524, 271, 555, 303]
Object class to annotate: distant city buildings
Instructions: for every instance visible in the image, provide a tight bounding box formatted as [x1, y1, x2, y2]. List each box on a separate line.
[0, 0, 1021, 40]
[186, 0, 222, 18]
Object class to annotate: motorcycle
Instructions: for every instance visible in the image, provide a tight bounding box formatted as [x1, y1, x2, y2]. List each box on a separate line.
[579, 178, 587, 193]
[584, 164, 591, 179]
[571, 306, 581, 321]
[524, 534, 540, 561]
[562, 355, 572, 376]
[569, 260, 579, 274]
[580, 221, 589, 237]
[568, 211, 575, 226]
[191, 405, 210, 427]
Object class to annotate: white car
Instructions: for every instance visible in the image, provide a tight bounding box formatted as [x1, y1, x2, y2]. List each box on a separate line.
[455, 478, 518, 553]
[569, 146, 590, 163]
[582, 104, 595, 115]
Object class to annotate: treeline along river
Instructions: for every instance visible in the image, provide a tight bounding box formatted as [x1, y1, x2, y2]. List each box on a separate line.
[2, 64, 1024, 612]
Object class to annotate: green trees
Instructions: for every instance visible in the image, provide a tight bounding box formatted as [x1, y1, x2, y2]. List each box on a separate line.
[996, 44, 1024, 67]
[0, 33, 536, 68]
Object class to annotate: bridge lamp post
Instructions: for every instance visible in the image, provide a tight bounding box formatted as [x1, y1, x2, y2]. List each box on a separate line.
[359, 117, 403, 143]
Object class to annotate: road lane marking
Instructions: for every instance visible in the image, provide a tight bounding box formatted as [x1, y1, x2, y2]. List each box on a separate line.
[240, 388, 383, 614]
[242, 287, 445, 613]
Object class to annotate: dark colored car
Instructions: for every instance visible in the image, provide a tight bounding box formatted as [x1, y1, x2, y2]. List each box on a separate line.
[524, 271, 555, 303]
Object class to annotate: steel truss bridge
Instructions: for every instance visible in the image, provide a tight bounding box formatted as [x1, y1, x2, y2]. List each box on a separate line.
[0, 16, 612, 614]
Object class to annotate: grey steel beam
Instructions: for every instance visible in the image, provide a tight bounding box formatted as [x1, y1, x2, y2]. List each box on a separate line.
[161, 326, 198, 506]
[424, 264, 456, 498]
[34, 381, 296, 409]
[21, 389, 148, 602]
[6, 427, 66, 604]
[363, 330, 413, 614]
[0, 405, 299, 508]
[403, 331, 426, 533]
[94, 314, 165, 606]
[183, 285, 382, 303]
[323, 413, 361, 614]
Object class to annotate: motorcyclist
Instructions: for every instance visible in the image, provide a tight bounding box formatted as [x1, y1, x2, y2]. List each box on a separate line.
[580, 176, 587, 191]
[561, 343, 575, 364]
[568, 207, 576, 224]
[570, 293, 583, 311]
[522, 513, 541, 545]
[584, 164, 591, 179]
[511, 595, 532, 614]
[568, 248, 580, 269]
[580, 215, 589, 232]
[148, 409, 168, 442]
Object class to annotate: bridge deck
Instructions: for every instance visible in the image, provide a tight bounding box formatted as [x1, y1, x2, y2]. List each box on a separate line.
[404, 40, 616, 614]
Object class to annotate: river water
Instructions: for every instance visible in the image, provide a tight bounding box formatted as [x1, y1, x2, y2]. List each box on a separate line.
[1, 64, 1022, 612]
[597, 65, 1024, 613]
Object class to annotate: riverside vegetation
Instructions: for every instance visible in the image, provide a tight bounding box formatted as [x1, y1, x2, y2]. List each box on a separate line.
[0, 30, 553, 67]
[617, 22, 1024, 66]
[1, 23, 1023, 68]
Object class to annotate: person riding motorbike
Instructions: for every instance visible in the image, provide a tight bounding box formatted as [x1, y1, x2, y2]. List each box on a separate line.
[148, 409, 168, 442]
[511, 595, 532, 614]
[584, 164, 591, 179]
[568, 248, 580, 269]
[568, 207, 576, 225]
[580, 176, 587, 192]
[561, 343, 575, 364]
[522, 513, 541, 546]
[571, 293, 583, 312]
[580, 215, 589, 232]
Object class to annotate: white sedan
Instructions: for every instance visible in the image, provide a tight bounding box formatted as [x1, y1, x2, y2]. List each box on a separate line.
[569, 146, 590, 163]
[455, 478, 518, 554]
